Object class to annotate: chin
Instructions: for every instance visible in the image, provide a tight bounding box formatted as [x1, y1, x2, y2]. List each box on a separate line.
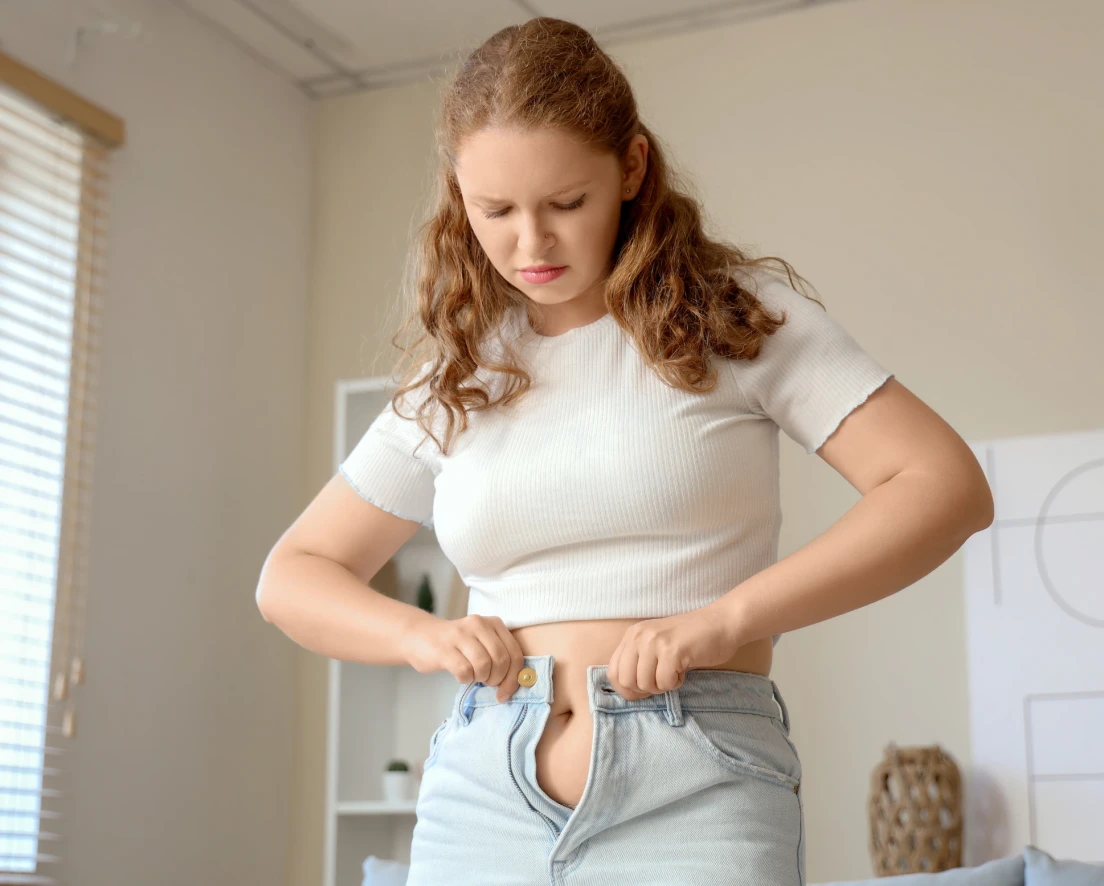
[528, 292, 584, 307]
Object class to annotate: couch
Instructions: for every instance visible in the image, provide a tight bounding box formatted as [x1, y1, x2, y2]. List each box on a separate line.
[360, 845, 1103, 886]
[812, 846, 1103, 885]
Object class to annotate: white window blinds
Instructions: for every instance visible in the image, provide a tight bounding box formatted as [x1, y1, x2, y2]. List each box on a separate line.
[0, 79, 109, 884]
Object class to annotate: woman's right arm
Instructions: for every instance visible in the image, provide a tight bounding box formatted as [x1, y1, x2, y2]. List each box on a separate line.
[255, 474, 525, 699]
[256, 543, 436, 666]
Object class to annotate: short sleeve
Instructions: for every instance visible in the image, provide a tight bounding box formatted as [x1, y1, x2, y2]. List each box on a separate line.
[730, 274, 894, 454]
[338, 377, 439, 529]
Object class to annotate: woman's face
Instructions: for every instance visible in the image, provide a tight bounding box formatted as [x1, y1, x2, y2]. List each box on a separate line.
[454, 126, 647, 322]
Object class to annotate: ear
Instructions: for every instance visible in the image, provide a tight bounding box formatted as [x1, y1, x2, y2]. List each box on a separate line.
[622, 134, 649, 194]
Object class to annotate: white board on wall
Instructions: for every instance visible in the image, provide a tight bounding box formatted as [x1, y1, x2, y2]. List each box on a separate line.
[963, 428, 1104, 866]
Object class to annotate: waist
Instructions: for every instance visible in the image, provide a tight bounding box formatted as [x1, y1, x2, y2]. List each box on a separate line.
[460, 653, 785, 722]
[509, 617, 772, 714]
[461, 558, 779, 629]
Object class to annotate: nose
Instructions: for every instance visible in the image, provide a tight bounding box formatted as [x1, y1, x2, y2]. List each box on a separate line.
[517, 212, 553, 255]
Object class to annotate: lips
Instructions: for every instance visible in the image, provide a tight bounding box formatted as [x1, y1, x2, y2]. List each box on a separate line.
[520, 266, 567, 284]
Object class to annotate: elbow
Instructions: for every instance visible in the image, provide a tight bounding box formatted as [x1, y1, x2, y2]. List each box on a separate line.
[255, 545, 291, 624]
[960, 475, 995, 535]
[949, 446, 995, 533]
[255, 582, 279, 624]
[256, 589, 276, 623]
[976, 485, 995, 530]
[930, 457, 994, 538]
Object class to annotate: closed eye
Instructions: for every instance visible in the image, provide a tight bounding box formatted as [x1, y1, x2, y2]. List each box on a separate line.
[482, 195, 586, 220]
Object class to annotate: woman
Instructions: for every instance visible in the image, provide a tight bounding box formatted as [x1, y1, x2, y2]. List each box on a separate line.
[256, 17, 994, 885]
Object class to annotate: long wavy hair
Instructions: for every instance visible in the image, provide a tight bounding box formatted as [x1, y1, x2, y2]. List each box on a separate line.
[386, 16, 821, 456]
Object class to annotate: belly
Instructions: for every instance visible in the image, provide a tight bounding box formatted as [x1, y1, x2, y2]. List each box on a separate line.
[507, 617, 773, 810]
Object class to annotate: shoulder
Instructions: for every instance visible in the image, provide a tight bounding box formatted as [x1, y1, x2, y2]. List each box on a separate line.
[722, 269, 893, 453]
[739, 267, 826, 327]
[715, 269, 825, 386]
[734, 268, 858, 365]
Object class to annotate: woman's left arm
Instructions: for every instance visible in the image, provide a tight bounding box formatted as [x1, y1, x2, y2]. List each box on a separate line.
[718, 376, 995, 647]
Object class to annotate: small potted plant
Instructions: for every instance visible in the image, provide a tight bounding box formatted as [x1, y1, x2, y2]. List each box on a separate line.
[416, 573, 435, 614]
[382, 759, 412, 802]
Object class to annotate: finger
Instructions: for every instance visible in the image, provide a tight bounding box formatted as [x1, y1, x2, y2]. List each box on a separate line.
[656, 655, 685, 693]
[456, 634, 494, 684]
[637, 648, 661, 697]
[607, 642, 621, 690]
[444, 648, 478, 684]
[616, 645, 641, 699]
[473, 626, 511, 692]
[489, 619, 525, 701]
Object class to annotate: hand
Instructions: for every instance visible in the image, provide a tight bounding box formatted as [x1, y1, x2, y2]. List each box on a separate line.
[402, 613, 526, 702]
[606, 605, 741, 700]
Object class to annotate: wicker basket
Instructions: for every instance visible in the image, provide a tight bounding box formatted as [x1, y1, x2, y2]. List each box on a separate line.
[868, 743, 963, 876]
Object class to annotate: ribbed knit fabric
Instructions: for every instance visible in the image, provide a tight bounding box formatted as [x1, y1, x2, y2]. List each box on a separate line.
[339, 272, 894, 646]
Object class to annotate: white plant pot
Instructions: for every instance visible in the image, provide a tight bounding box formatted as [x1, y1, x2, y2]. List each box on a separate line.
[382, 770, 412, 802]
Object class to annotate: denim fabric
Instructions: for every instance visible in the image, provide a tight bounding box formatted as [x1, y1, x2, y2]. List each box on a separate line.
[408, 654, 805, 885]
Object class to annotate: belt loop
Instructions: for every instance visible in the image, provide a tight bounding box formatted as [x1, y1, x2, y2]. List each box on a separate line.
[664, 687, 684, 727]
[457, 682, 475, 725]
[771, 680, 790, 734]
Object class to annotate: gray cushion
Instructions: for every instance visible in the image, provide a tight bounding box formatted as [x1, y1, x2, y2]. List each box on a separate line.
[1023, 845, 1104, 885]
[813, 853, 1025, 886]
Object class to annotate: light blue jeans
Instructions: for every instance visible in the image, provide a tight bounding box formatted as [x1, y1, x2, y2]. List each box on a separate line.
[408, 654, 805, 885]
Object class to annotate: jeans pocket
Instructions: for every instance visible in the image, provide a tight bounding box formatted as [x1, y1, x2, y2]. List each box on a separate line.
[684, 707, 801, 791]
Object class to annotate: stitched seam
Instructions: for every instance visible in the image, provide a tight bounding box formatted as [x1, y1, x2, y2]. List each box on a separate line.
[594, 700, 783, 723]
[562, 839, 592, 878]
[471, 697, 542, 709]
[683, 704, 783, 723]
[771, 691, 806, 886]
[336, 466, 433, 528]
[458, 681, 476, 723]
[796, 783, 805, 886]
[505, 704, 561, 841]
[721, 349, 763, 418]
[806, 371, 894, 455]
[770, 716, 804, 781]
[423, 718, 450, 770]
[684, 713, 799, 789]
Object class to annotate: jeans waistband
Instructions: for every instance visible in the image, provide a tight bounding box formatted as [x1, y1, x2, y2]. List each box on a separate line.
[454, 654, 790, 732]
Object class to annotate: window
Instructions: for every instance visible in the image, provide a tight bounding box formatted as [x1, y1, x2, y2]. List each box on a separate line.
[0, 65, 115, 884]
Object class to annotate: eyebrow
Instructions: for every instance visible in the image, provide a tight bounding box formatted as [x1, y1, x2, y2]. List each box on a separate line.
[469, 180, 590, 205]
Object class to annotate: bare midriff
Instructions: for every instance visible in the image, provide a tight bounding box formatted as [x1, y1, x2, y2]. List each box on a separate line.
[508, 617, 773, 811]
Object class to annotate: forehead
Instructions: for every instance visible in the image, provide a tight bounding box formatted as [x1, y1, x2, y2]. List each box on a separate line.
[455, 127, 611, 198]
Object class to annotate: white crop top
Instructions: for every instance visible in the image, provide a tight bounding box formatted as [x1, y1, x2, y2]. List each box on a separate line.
[339, 272, 894, 646]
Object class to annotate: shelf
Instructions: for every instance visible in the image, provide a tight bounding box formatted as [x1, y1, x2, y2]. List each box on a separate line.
[337, 800, 418, 816]
[328, 375, 454, 884]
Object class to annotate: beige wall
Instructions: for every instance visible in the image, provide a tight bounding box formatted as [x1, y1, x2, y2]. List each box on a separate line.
[301, 0, 1104, 881]
[4, 1, 314, 884]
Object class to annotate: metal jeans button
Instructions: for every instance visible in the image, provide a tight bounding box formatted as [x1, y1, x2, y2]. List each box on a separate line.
[517, 667, 537, 687]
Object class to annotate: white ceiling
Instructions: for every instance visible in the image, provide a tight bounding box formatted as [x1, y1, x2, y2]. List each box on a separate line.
[165, 0, 843, 98]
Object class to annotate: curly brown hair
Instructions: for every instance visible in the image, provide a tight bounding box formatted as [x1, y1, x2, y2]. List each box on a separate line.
[385, 16, 822, 456]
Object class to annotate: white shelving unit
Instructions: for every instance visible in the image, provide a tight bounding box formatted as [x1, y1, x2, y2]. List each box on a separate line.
[324, 375, 464, 886]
